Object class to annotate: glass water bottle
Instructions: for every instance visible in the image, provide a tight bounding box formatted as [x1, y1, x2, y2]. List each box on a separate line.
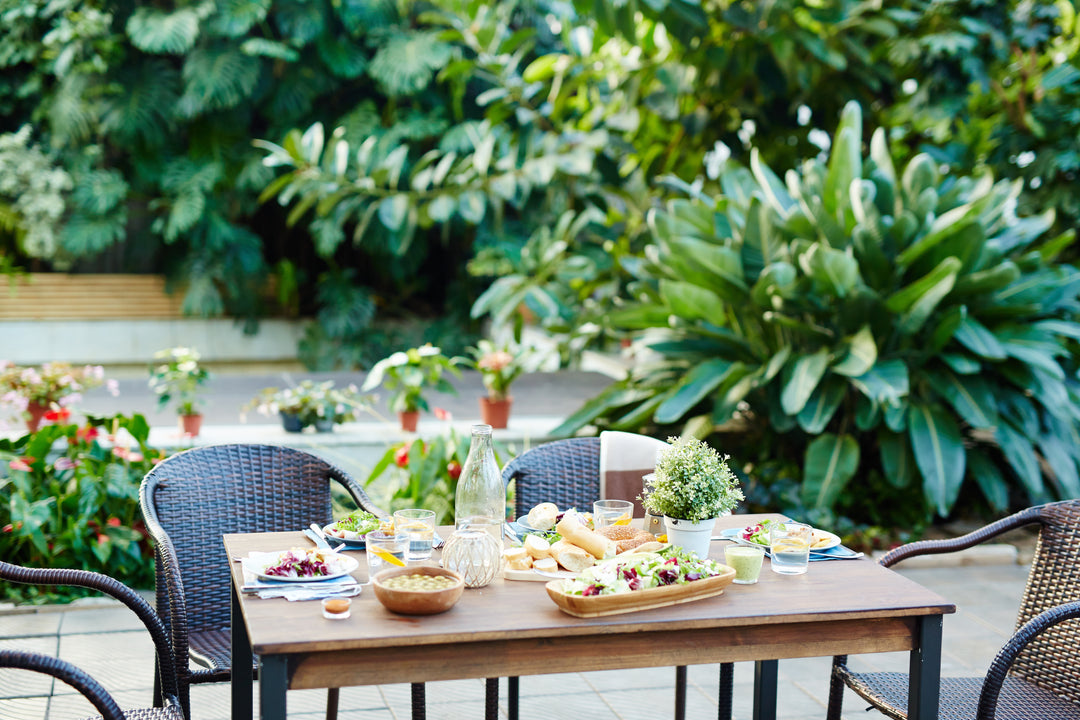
[454, 424, 504, 544]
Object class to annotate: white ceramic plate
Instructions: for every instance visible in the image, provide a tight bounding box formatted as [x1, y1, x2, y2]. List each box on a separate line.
[323, 522, 369, 548]
[721, 525, 842, 551]
[242, 550, 359, 583]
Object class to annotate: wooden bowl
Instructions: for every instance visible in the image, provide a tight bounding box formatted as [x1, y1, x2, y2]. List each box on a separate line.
[371, 565, 465, 615]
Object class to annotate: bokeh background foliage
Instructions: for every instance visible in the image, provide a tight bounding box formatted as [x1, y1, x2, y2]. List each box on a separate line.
[2, 0, 1079, 527]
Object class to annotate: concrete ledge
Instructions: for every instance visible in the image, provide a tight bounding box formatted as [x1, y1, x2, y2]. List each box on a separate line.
[0, 318, 310, 365]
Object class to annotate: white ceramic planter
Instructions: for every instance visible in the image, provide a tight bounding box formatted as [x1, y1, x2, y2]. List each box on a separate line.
[664, 516, 715, 559]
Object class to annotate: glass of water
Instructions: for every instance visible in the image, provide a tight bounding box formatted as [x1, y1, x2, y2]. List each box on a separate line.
[393, 509, 436, 562]
[769, 522, 812, 575]
[365, 531, 407, 579]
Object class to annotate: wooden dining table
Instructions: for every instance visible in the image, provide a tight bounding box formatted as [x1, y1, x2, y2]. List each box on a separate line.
[226, 514, 955, 720]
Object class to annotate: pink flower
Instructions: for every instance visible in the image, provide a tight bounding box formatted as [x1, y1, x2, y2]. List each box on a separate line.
[53, 457, 79, 471]
[106, 379, 120, 397]
[478, 351, 514, 372]
[433, 407, 452, 421]
[9, 458, 32, 472]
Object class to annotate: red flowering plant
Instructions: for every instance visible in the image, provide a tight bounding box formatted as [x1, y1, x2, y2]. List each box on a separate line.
[0, 412, 164, 603]
[364, 408, 506, 525]
[0, 361, 118, 417]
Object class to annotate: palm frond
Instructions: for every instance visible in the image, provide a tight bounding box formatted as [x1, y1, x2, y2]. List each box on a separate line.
[70, 168, 127, 215]
[60, 210, 128, 255]
[368, 30, 453, 96]
[126, 7, 201, 55]
[316, 34, 368, 79]
[334, 0, 398, 33]
[176, 47, 262, 118]
[273, 0, 327, 44]
[240, 38, 300, 62]
[100, 60, 180, 145]
[206, 0, 271, 37]
[45, 75, 95, 146]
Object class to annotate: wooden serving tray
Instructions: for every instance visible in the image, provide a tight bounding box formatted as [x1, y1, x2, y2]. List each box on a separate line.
[545, 565, 736, 617]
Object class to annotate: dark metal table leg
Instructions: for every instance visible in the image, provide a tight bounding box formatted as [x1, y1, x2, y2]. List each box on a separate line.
[752, 660, 778, 720]
[485, 677, 499, 720]
[908, 615, 943, 720]
[259, 655, 288, 720]
[231, 585, 254, 720]
[717, 662, 734, 720]
[508, 676, 519, 720]
[411, 682, 426, 720]
[675, 665, 687, 720]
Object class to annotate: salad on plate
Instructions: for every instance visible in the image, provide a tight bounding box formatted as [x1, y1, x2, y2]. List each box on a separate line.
[562, 546, 724, 597]
[325, 509, 381, 541]
[262, 548, 340, 579]
[738, 519, 840, 550]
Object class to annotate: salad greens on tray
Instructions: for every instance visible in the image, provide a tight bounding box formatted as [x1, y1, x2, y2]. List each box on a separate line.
[263, 548, 337, 578]
[562, 546, 724, 597]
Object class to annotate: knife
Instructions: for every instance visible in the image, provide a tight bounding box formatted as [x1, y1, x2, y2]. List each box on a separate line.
[304, 527, 336, 551]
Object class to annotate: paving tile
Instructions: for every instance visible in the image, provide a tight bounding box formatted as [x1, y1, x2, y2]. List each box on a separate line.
[0, 697, 49, 720]
[0, 613, 62, 639]
[0, 637, 59, 699]
[58, 607, 144, 635]
[57, 630, 155, 693]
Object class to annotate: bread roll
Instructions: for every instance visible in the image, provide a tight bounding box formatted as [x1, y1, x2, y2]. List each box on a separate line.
[532, 557, 558, 573]
[523, 534, 551, 560]
[503, 547, 532, 570]
[551, 542, 596, 572]
[525, 502, 559, 530]
[596, 525, 656, 553]
[555, 513, 616, 560]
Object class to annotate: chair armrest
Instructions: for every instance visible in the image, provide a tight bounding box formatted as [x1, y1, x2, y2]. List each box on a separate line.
[976, 600, 1080, 720]
[0, 560, 180, 703]
[0, 650, 126, 720]
[878, 505, 1044, 568]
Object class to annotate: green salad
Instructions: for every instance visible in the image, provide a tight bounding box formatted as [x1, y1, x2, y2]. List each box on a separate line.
[330, 509, 380, 537]
[562, 546, 723, 596]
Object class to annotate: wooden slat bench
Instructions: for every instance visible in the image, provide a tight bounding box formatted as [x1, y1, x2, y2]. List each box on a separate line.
[0, 274, 186, 320]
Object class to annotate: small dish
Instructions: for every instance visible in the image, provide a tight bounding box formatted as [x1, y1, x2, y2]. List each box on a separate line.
[371, 566, 464, 615]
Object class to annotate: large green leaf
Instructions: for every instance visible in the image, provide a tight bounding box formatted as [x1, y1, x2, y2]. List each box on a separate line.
[908, 401, 966, 516]
[1036, 433, 1080, 499]
[966, 449, 1010, 512]
[659, 280, 727, 323]
[925, 369, 997, 429]
[831, 326, 876, 377]
[654, 359, 734, 424]
[885, 257, 961, 334]
[995, 421, 1045, 502]
[781, 349, 831, 415]
[796, 377, 846, 434]
[850, 359, 909, 405]
[879, 430, 915, 489]
[953, 317, 1007, 359]
[801, 433, 860, 509]
[799, 243, 860, 298]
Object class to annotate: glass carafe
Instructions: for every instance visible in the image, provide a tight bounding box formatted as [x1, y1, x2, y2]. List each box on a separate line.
[454, 424, 504, 544]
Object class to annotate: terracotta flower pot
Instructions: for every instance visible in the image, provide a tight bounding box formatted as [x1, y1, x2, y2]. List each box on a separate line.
[399, 410, 420, 432]
[479, 396, 512, 429]
[180, 414, 203, 437]
[26, 401, 50, 433]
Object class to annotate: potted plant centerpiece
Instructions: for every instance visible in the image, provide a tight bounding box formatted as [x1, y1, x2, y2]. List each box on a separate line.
[148, 347, 210, 436]
[244, 380, 373, 433]
[642, 436, 743, 559]
[362, 345, 462, 432]
[469, 339, 529, 429]
[0, 361, 116, 433]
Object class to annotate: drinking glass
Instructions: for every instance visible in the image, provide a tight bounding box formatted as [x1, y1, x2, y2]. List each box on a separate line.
[769, 522, 811, 575]
[593, 499, 634, 529]
[366, 531, 407, 578]
[725, 544, 766, 584]
[394, 509, 436, 562]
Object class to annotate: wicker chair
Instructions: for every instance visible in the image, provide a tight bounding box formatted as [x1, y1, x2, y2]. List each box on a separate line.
[827, 499, 1080, 720]
[0, 560, 184, 720]
[489, 436, 736, 720]
[139, 443, 428, 720]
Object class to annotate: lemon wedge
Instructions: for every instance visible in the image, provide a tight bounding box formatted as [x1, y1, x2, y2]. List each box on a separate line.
[369, 546, 406, 567]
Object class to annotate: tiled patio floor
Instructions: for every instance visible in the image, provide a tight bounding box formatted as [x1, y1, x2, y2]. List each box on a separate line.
[0, 562, 1029, 720]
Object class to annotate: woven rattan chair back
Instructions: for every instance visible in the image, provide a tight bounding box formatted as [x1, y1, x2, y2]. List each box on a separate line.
[139, 443, 382, 716]
[502, 437, 601, 518]
[1009, 500, 1080, 703]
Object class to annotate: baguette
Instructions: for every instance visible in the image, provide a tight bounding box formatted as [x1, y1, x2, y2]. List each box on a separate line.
[556, 513, 617, 559]
[532, 557, 558, 573]
[525, 502, 559, 531]
[596, 525, 656, 553]
[523, 534, 551, 560]
[503, 547, 533, 571]
[550, 542, 596, 573]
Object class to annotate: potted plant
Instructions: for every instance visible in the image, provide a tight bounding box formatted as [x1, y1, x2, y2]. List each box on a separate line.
[148, 347, 210, 436]
[641, 436, 744, 558]
[362, 345, 462, 431]
[468, 340, 529, 429]
[0, 361, 117, 433]
[243, 380, 373, 433]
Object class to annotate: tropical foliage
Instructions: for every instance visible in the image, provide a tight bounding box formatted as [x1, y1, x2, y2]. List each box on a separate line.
[0, 414, 162, 603]
[555, 102, 1080, 522]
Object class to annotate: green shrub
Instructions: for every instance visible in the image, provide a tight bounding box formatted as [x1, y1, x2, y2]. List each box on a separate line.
[0, 414, 162, 603]
[558, 101, 1080, 523]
